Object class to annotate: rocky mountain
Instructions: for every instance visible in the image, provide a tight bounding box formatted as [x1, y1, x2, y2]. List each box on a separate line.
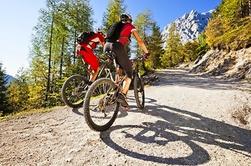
[5, 74, 15, 86]
[162, 10, 213, 44]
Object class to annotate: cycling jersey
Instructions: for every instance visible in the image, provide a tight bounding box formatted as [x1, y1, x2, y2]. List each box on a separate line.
[118, 23, 136, 46]
[104, 22, 136, 79]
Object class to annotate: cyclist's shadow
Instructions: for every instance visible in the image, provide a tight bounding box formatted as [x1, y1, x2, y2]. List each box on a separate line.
[100, 97, 251, 165]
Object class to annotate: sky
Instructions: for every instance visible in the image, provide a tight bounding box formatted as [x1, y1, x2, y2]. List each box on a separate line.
[0, 0, 221, 76]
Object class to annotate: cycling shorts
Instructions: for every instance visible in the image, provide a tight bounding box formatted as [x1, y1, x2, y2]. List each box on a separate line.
[104, 42, 132, 79]
[79, 46, 99, 72]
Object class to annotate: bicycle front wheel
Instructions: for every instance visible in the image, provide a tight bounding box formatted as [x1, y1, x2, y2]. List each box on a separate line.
[134, 74, 145, 109]
[84, 78, 119, 131]
[61, 75, 88, 108]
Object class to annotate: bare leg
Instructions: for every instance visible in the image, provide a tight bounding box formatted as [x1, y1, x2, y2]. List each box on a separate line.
[89, 67, 100, 82]
[115, 67, 123, 84]
[122, 77, 131, 95]
[115, 67, 131, 94]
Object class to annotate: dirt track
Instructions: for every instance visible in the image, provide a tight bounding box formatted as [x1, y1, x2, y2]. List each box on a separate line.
[1, 69, 251, 166]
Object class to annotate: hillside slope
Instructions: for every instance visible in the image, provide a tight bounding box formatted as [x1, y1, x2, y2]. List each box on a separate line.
[191, 47, 251, 80]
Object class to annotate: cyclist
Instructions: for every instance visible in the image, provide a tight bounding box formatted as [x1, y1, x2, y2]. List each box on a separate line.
[76, 31, 105, 84]
[104, 13, 149, 107]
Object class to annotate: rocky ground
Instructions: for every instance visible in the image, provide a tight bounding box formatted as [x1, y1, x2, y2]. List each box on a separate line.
[1, 69, 251, 166]
[191, 47, 251, 81]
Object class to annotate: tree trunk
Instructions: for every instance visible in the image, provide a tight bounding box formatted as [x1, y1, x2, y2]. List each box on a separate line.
[73, 10, 79, 65]
[59, 37, 65, 79]
[73, 30, 77, 64]
[45, 12, 54, 102]
[249, 0, 251, 16]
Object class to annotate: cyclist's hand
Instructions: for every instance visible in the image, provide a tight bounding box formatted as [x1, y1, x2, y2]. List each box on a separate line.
[143, 52, 150, 60]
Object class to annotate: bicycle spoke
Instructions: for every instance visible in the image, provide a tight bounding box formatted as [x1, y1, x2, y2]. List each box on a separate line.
[84, 78, 119, 131]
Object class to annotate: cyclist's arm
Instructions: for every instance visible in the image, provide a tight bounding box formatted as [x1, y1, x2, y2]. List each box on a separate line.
[96, 33, 105, 46]
[132, 30, 149, 54]
[75, 43, 81, 56]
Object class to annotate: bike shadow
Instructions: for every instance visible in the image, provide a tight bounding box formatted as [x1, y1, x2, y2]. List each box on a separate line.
[100, 97, 251, 165]
[71, 107, 129, 119]
[72, 108, 84, 116]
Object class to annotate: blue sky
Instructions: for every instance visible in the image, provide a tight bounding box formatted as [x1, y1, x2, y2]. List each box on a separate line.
[0, 0, 221, 76]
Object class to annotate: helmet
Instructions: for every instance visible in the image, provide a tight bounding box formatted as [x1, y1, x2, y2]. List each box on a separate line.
[120, 13, 132, 22]
[96, 28, 105, 37]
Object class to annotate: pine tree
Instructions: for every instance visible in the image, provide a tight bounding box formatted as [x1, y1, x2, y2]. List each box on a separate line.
[134, 10, 153, 72]
[182, 41, 200, 62]
[196, 33, 209, 57]
[146, 22, 164, 69]
[161, 23, 183, 68]
[0, 63, 10, 115]
[102, 0, 126, 31]
[29, 0, 93, 107]
[205, 0, 251, 50]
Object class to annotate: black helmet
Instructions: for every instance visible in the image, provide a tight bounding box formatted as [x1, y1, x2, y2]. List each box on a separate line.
[120, 13, 132, 22]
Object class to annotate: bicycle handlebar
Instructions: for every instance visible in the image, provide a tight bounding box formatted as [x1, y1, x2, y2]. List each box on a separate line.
[131, 54, 147, 61]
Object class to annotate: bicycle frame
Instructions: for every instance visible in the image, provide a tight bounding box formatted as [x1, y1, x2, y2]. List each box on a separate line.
[98, 59, 115, 82]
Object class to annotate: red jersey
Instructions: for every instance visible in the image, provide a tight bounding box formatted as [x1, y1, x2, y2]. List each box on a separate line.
[118, 23, 136, 46]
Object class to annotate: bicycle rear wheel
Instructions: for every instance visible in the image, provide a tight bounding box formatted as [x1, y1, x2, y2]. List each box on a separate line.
[134, 74, 145, 109]
[61, 75, 88, 108]
[84, 78, 119, 131]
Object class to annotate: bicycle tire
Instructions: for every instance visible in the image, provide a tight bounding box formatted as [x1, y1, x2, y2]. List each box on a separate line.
[84, 78, 119, 131]
[61, 74, 88, 108]
[134, 74, 145, 109]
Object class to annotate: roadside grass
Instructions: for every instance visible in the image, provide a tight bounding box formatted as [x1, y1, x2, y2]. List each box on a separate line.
[0, 106, 63, 122]
[232, 104, 251, 126]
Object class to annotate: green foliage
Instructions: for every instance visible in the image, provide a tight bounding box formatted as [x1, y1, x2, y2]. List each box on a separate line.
[133, 10, 153, 73]
[134, 10, 153, 38]
[146, 22, 164, 69]
[26, 0, 93, 108]
[181, 33, 209, 63]
[7, 69, 30, 113]
[102, 0, 126, 31]
[197, 33, 209, 56]
[205, 0, 251, 50]
[182, 41, 200, 62]
[0, 63, 10, 115]
[205, 17, 224, 47]
[161, 23, 183, 68]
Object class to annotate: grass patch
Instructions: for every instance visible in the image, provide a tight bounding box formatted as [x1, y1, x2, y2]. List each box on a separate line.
[0, 107, 60, 122]
[232, 104, 251, 125]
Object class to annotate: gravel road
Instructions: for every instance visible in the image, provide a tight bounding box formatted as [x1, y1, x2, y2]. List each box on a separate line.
[1, 69, 251, 166]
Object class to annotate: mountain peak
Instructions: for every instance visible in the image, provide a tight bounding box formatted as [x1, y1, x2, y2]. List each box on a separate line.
[189, 9, 198, 15]
[162, 10, 213, 44]
[5, 74, 15, 86]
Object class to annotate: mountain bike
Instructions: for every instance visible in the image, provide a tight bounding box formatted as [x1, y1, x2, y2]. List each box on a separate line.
[61, 56, 115, 108]
[83, 54, 145, 131]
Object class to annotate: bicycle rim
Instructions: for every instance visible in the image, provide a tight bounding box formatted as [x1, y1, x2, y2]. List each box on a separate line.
[84, 78, 119, 131]
[134, 74, 145, 109]
[61, 75, 88, 108]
